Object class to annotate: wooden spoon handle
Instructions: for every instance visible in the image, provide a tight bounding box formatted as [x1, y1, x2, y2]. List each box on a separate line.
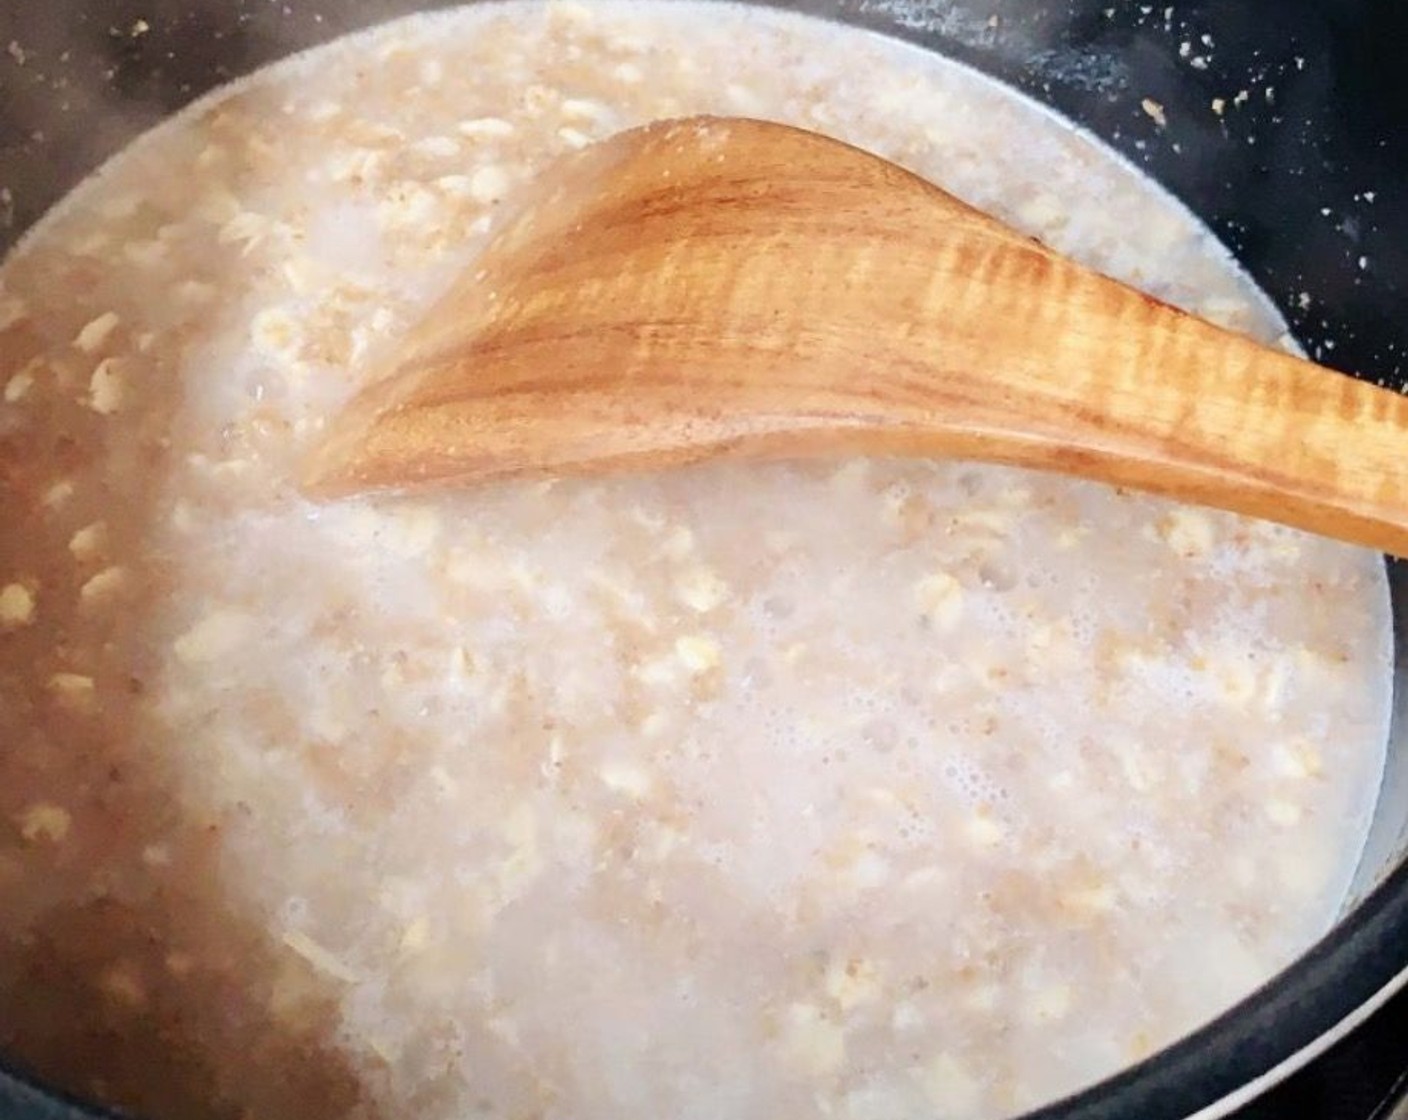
[307, 117, 1408, 555]
[847, 250, 1408, 557]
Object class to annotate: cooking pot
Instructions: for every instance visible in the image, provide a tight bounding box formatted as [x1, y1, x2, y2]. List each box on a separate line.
[1, 1, 1406, 1118]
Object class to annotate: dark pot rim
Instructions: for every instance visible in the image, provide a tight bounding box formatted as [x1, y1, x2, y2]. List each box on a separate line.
[1, 2, 1406, 1118]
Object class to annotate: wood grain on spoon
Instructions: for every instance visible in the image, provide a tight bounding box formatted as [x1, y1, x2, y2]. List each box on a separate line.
[304, 115, 1408, 556]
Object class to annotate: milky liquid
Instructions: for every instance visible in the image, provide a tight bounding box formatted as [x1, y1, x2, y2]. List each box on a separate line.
[0, 4, 1392, 1120]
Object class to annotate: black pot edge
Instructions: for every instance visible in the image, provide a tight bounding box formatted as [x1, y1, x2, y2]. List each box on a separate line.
[2, 2, 1406, 1118]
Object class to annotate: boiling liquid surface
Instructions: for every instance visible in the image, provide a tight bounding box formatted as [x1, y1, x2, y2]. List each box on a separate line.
[0, 3, 1392, 1119]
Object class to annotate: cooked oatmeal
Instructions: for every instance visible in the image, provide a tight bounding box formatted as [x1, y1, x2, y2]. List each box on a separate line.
[0, 3, 1393, 1120]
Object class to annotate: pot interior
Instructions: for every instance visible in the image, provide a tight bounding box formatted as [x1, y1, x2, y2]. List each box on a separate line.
[1, 4, 1405, 1120]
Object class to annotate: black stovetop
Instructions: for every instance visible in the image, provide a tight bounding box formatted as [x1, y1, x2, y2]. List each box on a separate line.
[1240, 985, 1408, 1119]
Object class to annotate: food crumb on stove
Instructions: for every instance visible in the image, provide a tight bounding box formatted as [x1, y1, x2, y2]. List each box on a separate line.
[1140, 98, 1167, 127]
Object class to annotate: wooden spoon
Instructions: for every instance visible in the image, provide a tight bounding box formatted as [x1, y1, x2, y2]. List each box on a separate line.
[304, 116, 1408, 556]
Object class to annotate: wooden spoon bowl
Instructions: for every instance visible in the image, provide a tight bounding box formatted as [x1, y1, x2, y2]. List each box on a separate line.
[304, 116, 1408, 556]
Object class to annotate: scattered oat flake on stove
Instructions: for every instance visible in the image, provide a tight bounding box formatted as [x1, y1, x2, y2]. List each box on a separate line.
[0, 582, 35, 628]
[73, 311, 121, 353]
[1140, 98, 1167, 127]
[282, 930, 362, 983]
[1233, 89, 1250, 106]
[1211, 97, 1225, 116]
[18, 803, 70, 844]
[6, 41, 26, 66]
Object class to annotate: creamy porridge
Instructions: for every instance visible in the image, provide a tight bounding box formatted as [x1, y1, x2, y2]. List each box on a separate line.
[0, 3, 1393, 1120]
